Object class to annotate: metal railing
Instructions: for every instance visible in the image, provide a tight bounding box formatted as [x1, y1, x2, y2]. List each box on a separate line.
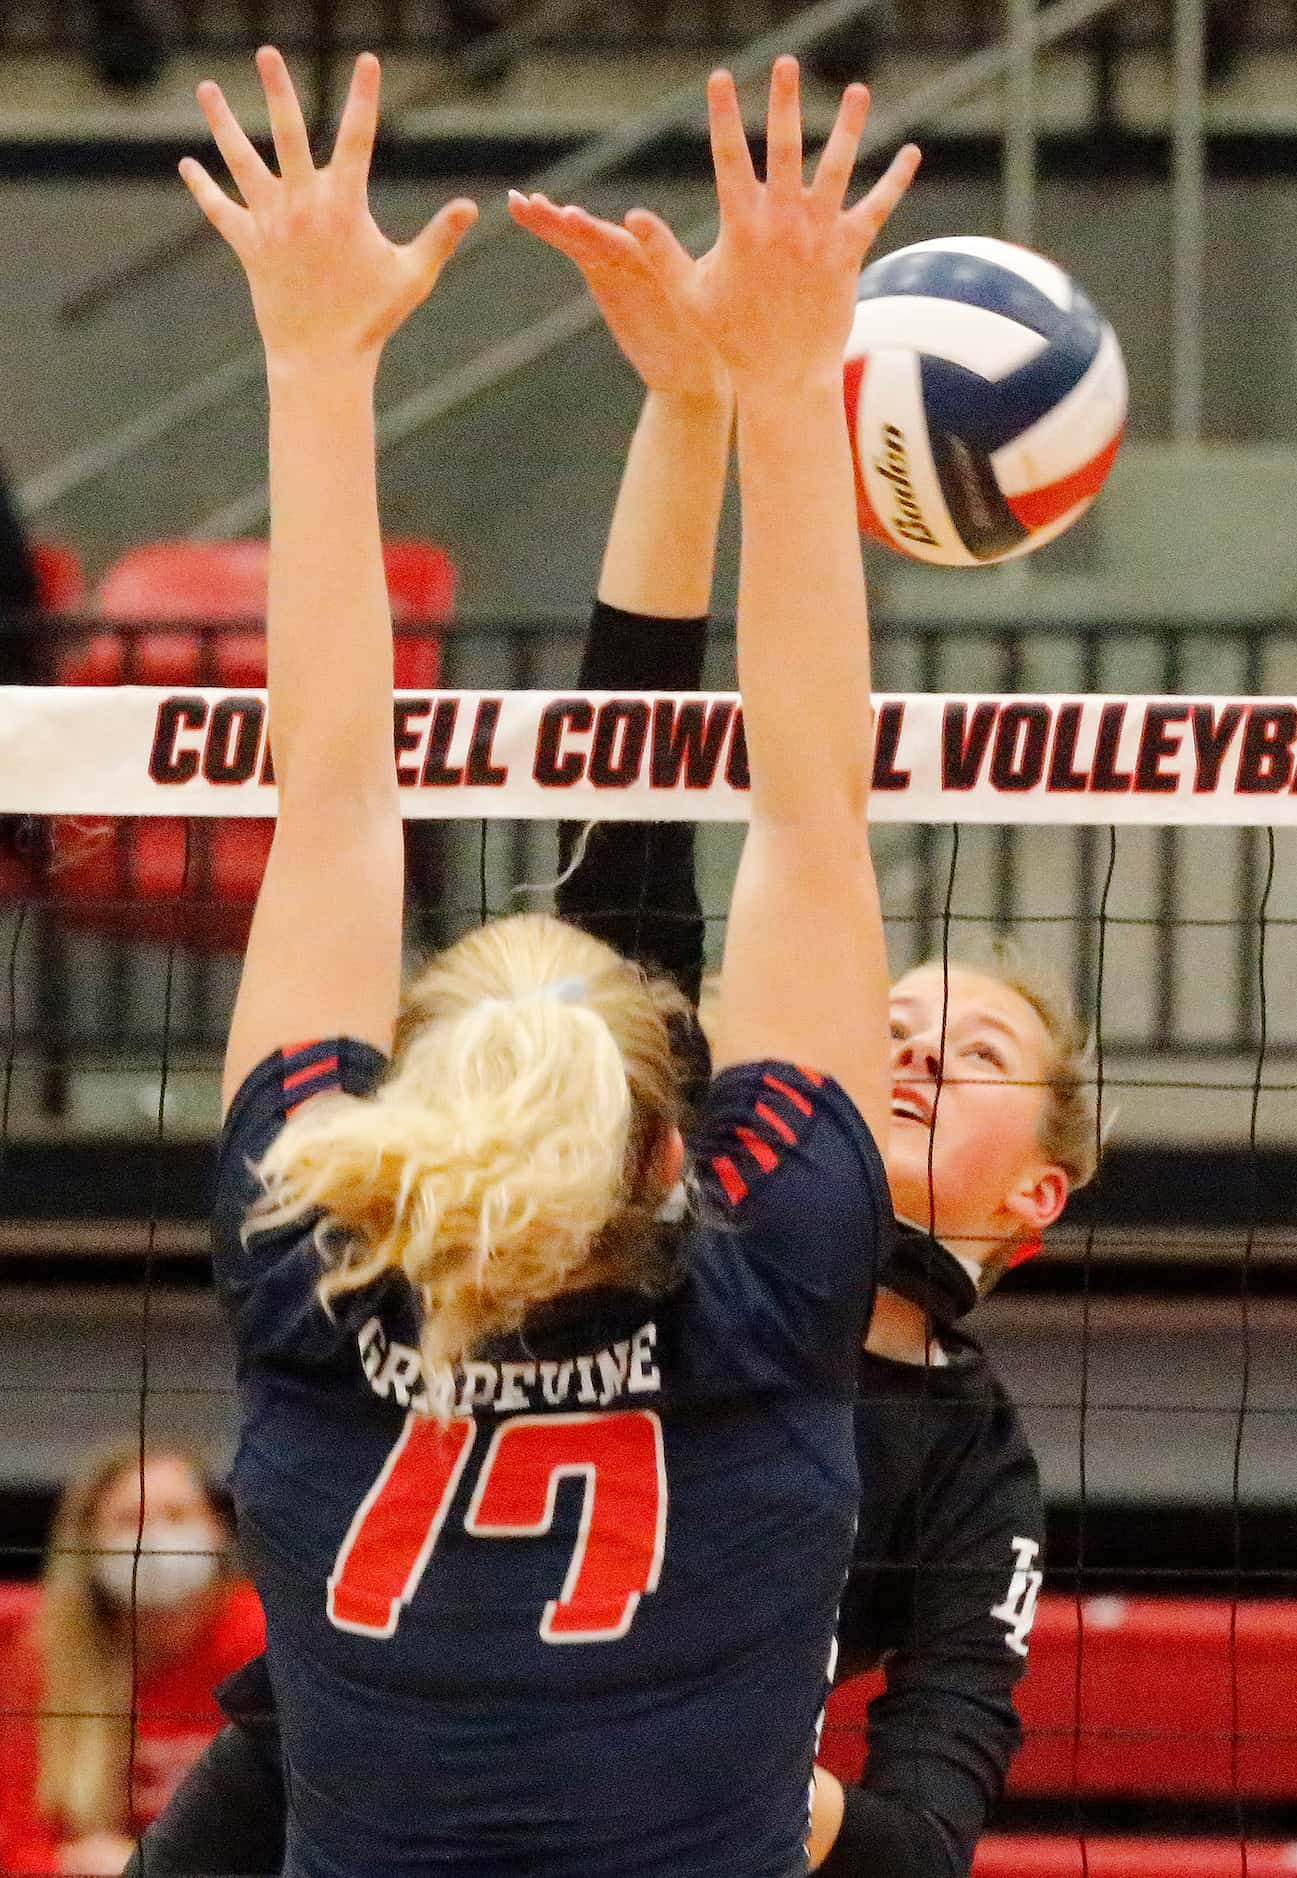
[5, 0, 1282, 61]
[20, 0, 1163, 533]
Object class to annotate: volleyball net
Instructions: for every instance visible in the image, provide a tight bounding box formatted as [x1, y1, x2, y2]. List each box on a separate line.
[2, 661, 1296, 1873]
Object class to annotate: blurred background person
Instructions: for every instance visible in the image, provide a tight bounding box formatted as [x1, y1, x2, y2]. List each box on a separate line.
[83, 0, 169, 92]
[0, 1443, 263, 1877]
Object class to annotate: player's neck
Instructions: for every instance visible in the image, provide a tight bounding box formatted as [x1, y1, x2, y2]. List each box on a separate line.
[864, 1286, 945, 1367]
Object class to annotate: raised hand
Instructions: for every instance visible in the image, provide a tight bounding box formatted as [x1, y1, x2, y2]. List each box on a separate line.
[626, 58, 920, 391]
[180, 47, 477, 369]
[507, 190, 726, 400]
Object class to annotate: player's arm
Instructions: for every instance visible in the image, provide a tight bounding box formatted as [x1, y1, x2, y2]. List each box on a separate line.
[556, 389, 729, 1001]
[179, 49, 476, 1113]
[510, 190, 731, 1003]
[627, 62, 919, 1139]
[122, 1727, 285, 1878]
[824, 1423, 1046, 1877]
[120, 1656, 284, 1878]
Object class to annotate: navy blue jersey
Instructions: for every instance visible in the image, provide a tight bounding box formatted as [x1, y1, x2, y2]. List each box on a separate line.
[212, 1037, 892, 1878]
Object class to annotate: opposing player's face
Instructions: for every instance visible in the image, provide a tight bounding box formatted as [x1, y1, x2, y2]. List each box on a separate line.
[886, 966, 1068, 1260]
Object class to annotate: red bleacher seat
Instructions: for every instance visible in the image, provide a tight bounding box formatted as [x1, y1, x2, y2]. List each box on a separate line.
[822, 1596, 1297, 1878]
[821, 1595, 1297, 1799]
[30, 539, 85, 614]
[48, 539, 455, 947]
[1014, 1595, 1297, 1800]
[69, 537, 452, 686]
[973, 1836, 1297, 1877]
[0, 1581, 39, 1682]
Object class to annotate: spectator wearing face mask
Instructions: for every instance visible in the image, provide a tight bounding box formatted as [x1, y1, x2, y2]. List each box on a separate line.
[0, 1444, 264, 1877]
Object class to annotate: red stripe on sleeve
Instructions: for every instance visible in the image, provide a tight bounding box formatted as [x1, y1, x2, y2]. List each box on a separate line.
[281, 1040, 322, 1059]
[762, 1073, 813, 1117]
[283, 1054, 340, 1092]
[795, 1066, 826, 1087]
[711, 1155, 749, 1205]
[754, 1101, 797, 1146]
[735, 1126, 779, 1174]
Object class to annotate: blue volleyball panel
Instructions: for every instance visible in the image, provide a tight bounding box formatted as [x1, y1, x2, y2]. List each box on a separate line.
[918, 333, 1100, 459]
[857, 246, 1101, 352]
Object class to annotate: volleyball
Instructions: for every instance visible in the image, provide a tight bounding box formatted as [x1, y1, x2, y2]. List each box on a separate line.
[844, 236, 1128, 566]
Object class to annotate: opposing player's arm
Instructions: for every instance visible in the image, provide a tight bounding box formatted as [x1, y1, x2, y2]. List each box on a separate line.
[510, 189, 730, 1002]
[597, 388, 731, 620]
[122, 1720, 286, 1878]
[837, 1424, 1045, 1876]
[813, 1780, 958, 1878]
[555, 391, 728, 1003]
[627, 63, 918, 1140]
[179, 50, 475, 1113]
[508, 188, 730, 624]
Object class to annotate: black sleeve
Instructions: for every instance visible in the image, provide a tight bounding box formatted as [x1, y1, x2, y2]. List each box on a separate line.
[122, 1726, 284, 1878]
[817, 1786, 956, 1878]
[123, 1656, 284, 1878]
[557, 601, 708, 1005]
[858, 1394, 1045, 1877]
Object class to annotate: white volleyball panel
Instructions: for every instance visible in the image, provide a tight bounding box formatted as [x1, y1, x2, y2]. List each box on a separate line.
[848, 295, 1047, 383]
[889, 235, 1076, 309]
[855, 349, 977, 567]
[992, 322, 1130, 499]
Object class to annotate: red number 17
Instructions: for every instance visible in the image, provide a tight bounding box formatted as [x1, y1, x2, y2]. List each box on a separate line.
[327, 1410, 667, 1645]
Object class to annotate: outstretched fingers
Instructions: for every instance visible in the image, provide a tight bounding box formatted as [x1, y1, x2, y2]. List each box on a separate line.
[810, 82, 870, 212]
[764, 55, 803, 203]
[406, 196, 480, 288]
[179, 157, 253, 249]
[330, 51, 381, 190]
[257, 44, 314, 184]
[845, 141, 923, 250]
[623, 208, 695, 299]
[196, 79, 273, 208]
[706, 69, 758, 221]
[508, 193, 642, 271]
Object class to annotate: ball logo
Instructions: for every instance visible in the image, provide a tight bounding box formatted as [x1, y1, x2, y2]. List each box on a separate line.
[873, 424, 939, 548]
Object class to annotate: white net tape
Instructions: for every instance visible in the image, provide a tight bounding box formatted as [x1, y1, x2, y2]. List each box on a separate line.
[4, 687, 1297, 824]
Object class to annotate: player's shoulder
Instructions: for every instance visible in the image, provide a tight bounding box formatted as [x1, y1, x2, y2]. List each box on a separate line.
[858, 1331, 1042, 1532]
[934, 1338, 1044, 1540]
[215, 1036, 389, 1235]
[222, 1036, 389, 1154]
[669, 1062, 893, 1400]
[690, 1058, 890, 1216]
[939, 1329, 1039, 1468]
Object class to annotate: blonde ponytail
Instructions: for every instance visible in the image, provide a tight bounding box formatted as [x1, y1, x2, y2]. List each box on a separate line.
[252, 914, 688, 1377]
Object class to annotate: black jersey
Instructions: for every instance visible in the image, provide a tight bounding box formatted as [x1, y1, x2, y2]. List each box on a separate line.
[835, 1330, 1044, 1871]
[212, 1038, 890, 1878]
